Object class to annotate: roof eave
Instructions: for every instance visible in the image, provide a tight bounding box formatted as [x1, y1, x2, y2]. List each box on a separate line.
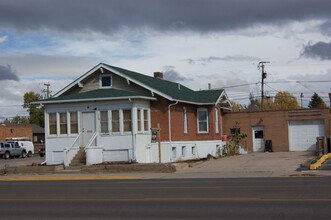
[37, 96, 157, 105]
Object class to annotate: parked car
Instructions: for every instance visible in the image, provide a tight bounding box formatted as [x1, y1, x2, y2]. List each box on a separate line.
[5, 138, 35, 157]
[0, 142, 27, 159]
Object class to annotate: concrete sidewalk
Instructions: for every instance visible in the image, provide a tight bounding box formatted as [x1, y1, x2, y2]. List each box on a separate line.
[1, 152, 330, 180]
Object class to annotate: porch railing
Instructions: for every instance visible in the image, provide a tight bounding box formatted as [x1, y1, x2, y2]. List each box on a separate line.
[64, 132, 82, 167]
[85, 132, 99, 149]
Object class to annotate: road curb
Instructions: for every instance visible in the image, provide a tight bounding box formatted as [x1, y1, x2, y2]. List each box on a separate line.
[0, 175, 140, 181]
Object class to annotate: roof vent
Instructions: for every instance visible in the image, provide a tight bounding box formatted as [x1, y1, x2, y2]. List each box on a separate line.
[154, 72, 163, 79]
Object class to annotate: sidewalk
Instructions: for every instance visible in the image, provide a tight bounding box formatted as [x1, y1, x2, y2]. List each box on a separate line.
[1, 152, 330, 181]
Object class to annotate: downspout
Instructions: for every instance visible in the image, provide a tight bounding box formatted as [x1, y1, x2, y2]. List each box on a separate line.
[128, 98, 136, 162]
[168, 101, 178, 161]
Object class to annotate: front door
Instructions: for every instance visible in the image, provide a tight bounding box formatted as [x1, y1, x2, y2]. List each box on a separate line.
[81, 112, 96, 147]
[252, 127, 265, 152]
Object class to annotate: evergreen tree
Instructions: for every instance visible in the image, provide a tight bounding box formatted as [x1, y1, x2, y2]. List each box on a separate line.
[308, 92, 326, 108]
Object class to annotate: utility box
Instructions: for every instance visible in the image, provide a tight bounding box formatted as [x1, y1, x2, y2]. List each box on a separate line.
[265, 140, 273, 152]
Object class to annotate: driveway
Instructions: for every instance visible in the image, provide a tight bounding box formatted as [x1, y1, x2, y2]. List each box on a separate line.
[0, 154, 45, 169]
[173, 152, 316, 178]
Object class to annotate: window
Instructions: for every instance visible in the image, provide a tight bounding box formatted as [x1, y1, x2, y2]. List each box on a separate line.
[143, 109, 149, 131]
[192, 146, 196, 155]
[137, 109, 142, 132]
[49, 113, 57, 135]
[197, 108, 208, 133]
[215, 108, 219, 134]
[111, 110, 120, 132]
[230, 128, 240, 136]
[172, 147, 177, 159]
[70, 112, 78, 134]
[100, 75, 112, 88]
[182, 146, 186, 157]
[100, 111, 108, 133]
[123, 110, 132, 132]
[59, 113, 67, 135]
[183, 107, 188, 134]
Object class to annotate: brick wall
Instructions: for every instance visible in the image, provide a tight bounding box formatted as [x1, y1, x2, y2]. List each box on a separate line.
[222, 108, 330, 152]
[0, 126, 33, 141]
[150, 98, 222, 142]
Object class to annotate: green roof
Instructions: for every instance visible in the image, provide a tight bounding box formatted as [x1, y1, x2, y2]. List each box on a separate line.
[104, 64, 224, 104]
[44, 63, 227, 105]
[45, 88, 153, 102]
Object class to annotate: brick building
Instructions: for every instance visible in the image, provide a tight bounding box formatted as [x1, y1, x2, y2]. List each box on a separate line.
[38, 63, 231, 165]
[0, 125, 33, 141]
[222, 108, 330, 152]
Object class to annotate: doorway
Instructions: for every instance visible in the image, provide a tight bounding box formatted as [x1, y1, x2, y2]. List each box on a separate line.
[81, 112, 96, 147]
[252, 127, 265, 152]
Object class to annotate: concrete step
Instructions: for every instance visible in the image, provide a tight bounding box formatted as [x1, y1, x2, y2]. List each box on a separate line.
[70, 162, 85, 166]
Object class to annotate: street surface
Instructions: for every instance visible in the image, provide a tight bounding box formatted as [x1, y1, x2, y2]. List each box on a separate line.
[0, 177, 331, 219]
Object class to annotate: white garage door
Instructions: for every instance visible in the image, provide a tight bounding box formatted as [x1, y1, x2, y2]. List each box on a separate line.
[288, 120, 324, 151]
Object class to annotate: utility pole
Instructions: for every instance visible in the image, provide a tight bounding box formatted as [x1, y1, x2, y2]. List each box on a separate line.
[42, 83, 52, 99]
[300, 93, 304, 108]
[257, 61, 270, 110]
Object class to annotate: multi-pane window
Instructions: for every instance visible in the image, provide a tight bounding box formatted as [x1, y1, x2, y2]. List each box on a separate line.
[123, 110, 132, 132]
[100, 111, 108, 133]
[59, 113, 67, 135]
[70, 112, 78, 134]
[137, 109, 142, 132]
[49, 113, 56, 135]
[111, 110, 120, 132]
[143, 109, 148, 131]
[197, 108, 208, 133]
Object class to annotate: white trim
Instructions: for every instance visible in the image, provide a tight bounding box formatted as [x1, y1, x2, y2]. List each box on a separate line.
[99, 74, 112, 88]
[197, 107, 209, 134]
[215, 108, 219, 134]
[38, 96, 157, 104]
[183, 107, 188, 134]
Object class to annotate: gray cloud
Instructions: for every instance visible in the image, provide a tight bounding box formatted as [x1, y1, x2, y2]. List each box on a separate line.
[0, 64, 19, 81]
[163, 66, 193, 82]
[184, 55, 261, 64]
[320, 21, 331, 36]
[302, 41, 331, 60]
[0, 0, 331, 34]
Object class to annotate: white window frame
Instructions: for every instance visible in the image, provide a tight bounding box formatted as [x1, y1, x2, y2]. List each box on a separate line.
[215, 108, 219, 134]
[99, 74, 112, 88]
[48, 112, 57, 136]
[183, 107, 188, 134]
[197, 108, 209, 133]
[100, 110, 109, 134]
[110, 110, 120, 134]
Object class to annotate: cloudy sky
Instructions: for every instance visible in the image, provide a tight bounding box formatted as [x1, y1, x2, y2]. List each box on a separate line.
[1, 0, 331, 120]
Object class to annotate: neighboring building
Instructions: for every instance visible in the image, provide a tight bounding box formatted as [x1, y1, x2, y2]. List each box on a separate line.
[0, 125, 33, 141]
[222, 108, 330, 152]
[39, 63, 231, 165]
[30, 124, 45, 153]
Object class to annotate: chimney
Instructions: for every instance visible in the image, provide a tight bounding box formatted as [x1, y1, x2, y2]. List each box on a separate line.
[208, 83, 211, 90]
[154, 72, 163, 79]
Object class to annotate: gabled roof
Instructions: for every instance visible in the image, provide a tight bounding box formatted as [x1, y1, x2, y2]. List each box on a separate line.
[45, 63, 230, 106]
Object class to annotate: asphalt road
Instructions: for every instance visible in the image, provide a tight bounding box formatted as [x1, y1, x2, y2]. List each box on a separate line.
[0, 177, 331, 219]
